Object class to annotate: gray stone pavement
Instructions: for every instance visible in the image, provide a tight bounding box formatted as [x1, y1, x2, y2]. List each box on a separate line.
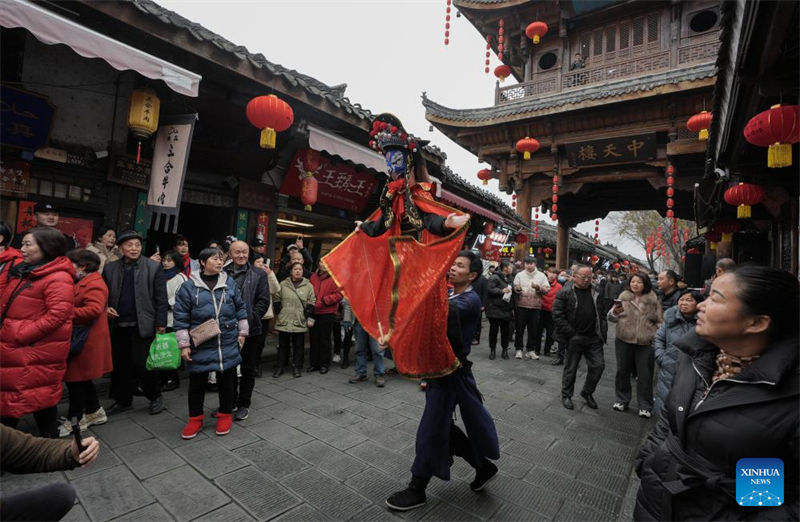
[2, 322, 653, 521]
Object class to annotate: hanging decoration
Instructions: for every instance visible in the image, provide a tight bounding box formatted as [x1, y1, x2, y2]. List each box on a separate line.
[593, 219, 600, 245]
[515, 233, 528, 248]
[497, 19, 505, 61]
[543, 247, 553, 258]
[665, 164, 676, 219]
[443, 0, 452, 45]
[482, 235, 494, 252]
[612, 262, 621, 271]
[551, 174, 559, 221]
[477, 168, 492, 186]
[246, 95, 294, 149]
[724, 182, 766, 219]
[590, 255, 600, 265]
[127, 88, 161, 165]
[713, 218, 741, 243]
[484, 35, 492, 74]
[484, 222, 494, 236]
[704, 230, 722, 250]
[299, 148, 320, 211]
[525, 20, 548, 44]
[494, 65, 512, 82]
[516, 137, 539, 160]
[687, 110, 712, 140]
[533, 206, 539, 241]
[743, 104, 800, 168]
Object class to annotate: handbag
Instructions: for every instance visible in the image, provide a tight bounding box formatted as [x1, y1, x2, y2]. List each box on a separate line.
[189, 285, 225, 346]
[69, 321, 95, 358]
[146, 332, 181, 371]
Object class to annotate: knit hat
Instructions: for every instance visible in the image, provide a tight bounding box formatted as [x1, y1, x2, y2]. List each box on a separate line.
[524, 255, 537, 264]
[116, 229, 143, 246]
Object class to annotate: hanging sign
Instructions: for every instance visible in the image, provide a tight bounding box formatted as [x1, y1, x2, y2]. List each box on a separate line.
[108, 154, 152, 190]
[0, 85, 55, 150]
[0, 158, 30, 198]
[147, 114, 197, 232]
[566, 133, 656, 167]
[238, 178, 276, 211]
[256, 212, 269, 243]
[281, 148, 378, 213]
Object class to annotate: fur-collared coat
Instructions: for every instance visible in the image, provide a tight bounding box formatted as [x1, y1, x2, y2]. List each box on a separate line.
[608, 290, 663, 346]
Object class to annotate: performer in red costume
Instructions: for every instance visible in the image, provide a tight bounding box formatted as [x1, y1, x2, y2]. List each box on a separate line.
[322, 113, 470, 379]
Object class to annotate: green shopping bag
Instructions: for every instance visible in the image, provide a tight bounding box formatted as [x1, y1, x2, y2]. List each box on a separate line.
[146, 332, 181, 371]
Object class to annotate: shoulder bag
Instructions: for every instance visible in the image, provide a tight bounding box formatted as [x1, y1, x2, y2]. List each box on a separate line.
[189, 286, 225, 346]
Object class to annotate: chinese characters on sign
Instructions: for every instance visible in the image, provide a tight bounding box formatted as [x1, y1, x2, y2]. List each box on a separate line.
[238, 178, 277, 211]
[0, 85, 55, 150]
[108, 155, 152, 189]
[566, 134, 656, 167]
[0, 159, 30, 198]
[281, 149, 378, 213]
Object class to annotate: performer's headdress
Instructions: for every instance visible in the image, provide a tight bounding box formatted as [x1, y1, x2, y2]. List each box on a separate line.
[368, 113, 424, 155]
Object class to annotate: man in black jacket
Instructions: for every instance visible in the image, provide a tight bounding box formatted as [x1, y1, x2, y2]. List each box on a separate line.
[552, 264, 607, 411]
[103, 230, 167, 416]
[226, 241, 271, 421]
[656, 269, 681, 311]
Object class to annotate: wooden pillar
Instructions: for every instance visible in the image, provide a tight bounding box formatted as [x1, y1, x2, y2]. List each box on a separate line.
[515, 179, 532, 262]
[556, 223, 570, 270]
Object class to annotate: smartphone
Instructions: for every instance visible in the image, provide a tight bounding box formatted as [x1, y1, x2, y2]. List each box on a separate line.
[613, 299, 622, 305]
[266, 258, 271, 269]
[71, 416, 82, 450]
[155, 245, 160, 255]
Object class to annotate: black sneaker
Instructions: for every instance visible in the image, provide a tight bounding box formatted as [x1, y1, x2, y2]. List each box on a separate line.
[551, 357, 564, 366]
[470, 460, 498, 492]
[149, 395, 164, 415]
[234, 407, 249, 421]
[106, 402, 133, 416]
[386, 487, 427, 511]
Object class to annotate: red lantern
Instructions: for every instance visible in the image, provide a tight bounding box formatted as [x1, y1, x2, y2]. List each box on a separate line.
[543, 247, 553, 258]
[300, 173, 318, 211]
[483, 236, 493, 252]
[590, 255, 600, 265]
[525, 21, 548, 44]
[744, 104, 800, 168]
[551, 214, 558, 221]
[515, 233, 528, 245]
[443, 0, 452, 46]
[666, 209, 674, 218]
[724, 182, 766, 219]
[494, 65, 512, 82]
[666, 176, 675, 186]
[623, 260, 629, 266]
[613, 262, 621, 270]
[551, 204, 558, 213]
[516, 137, 539, 160]
[713, 218, 741, 243]
[666, 198, 674, 208]
[552, 194, 558, 203]
[666, 187, 674, 197]
[303, 149, 321, 174]
[704, 230, 722, 250]
[477, 168, 492, 186]
[687, 111, 712, 140]
[666, 165, 675, 175]
[246, 95, 294, 149]
[484, 222, 494, 236]
[512, 193, 518, 200]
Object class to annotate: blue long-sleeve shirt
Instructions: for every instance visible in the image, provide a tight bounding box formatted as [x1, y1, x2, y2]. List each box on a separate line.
[448, 288, 481, 358]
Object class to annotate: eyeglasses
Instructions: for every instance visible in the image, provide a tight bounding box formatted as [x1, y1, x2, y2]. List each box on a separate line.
[573, 274, 591, 280]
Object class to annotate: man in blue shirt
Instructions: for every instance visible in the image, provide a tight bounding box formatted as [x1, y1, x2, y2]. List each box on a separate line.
[386, 251, 500, 511]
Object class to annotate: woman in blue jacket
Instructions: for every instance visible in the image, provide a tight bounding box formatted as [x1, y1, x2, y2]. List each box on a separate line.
[173, 247, 248, 439]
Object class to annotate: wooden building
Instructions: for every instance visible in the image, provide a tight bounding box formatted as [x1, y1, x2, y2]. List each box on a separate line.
[424, 0, 722, 269]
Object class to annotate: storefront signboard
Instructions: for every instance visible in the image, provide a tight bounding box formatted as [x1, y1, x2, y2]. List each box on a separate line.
[256, 212, 269, 243]
[15, 199, 93, 247]
[238, 178, 276, 211]
[235, 209, 248, 240]
[282, 148, 378, 213]
[0, 158, 30, 198]
[0, 85, 55, 150]
[108, 154, 152, 190]
[565, 133, 656, 167]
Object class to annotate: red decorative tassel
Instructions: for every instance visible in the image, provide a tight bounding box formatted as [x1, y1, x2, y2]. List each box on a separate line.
[136, 142, 142, 165]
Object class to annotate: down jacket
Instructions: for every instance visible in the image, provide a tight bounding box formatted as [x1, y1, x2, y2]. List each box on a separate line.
[652, 306, 696, 413]
[0, 257, 75, 419]
[224, 263, 270, 336]
[310, 271, 342, 315]
[274, 278, 315, 333]
[0, 247, 22, 285]
[552, 281, 607, 344]
[173, 271, 249, 374]
[635, 331, 799, 521]
[541, 281, 562, 312]
[485, 272, 514, 321]
[513, 268, 550, 309]
[608, 290, 663, 346]
[64, 272, 113, 383]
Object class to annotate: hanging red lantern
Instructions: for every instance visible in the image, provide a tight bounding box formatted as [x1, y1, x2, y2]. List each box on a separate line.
[551, 204, 558, 213]
[444, 0, 452, 46]
[551, 213, 558, 221]
[552, 194, 558, 203]
[494, 64, 512, 82]
[477, 168, 492, 186]
[516, 137, 540, 160]
[484, 222, 494, 236]
[713, 218, 742, 243]
[687, 247, 701, 254]
[687, 110, 713, 140]
[590, 255, 600, 265]
[613, 262, 621, 270]
[666, 209, 675, 218]
[302, 149, 321, 174]
[623, 260, 630, 266]
[515, 233, 529, 245]
[704, 230, 722, 250]
[512, 193, 517, 200]
[512, 201, 516, 208]
[666, 187, 674, 197]
[300, 173, 318, 211]
[483, 236, 493, 252]
[246, 95, 294, 149]
[525, 20, 548, 44]
[724, 182, 766, 219]
[666, 198, 674, 208]
[744, 104, 800, 168]
[484, 35, 492, 74]
[543, 247, 553, 258]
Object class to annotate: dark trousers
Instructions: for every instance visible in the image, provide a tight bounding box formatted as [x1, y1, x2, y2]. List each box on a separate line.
[235, 335, 262, 409]
[0, 405, 59, 439]
[255, 319, 269, 367]
[65, 381, 101, 420]
[0, 482, 76, 521]
[614, 339, 655, 410]
[487, 318, 510, 350]
[332, 321, 342, 355]
[278, 331, 305, 369]
[473, 311, 483, 342]
[534, 310, 555, 355]
[110, 326, 160, 406]
[309, 313, 335, 368]
[188, 368, 236, 417]
[514, 308, 540, 351]
[561, 334, 605, 398]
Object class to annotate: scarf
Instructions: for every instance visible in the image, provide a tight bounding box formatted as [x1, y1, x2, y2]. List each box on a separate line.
[8, 261, 43, 279]
[163, 266, 179, 280]
[181, 253, 192, 277]
[713, 349, 760, 382]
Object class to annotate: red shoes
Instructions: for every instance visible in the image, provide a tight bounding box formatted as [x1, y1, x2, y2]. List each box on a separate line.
[181, 415, 204, 439]
[215, 413, 232, 436]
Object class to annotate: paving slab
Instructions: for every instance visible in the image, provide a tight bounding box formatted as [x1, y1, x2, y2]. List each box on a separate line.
[143, 466, 230, 521]
[261, 403, 319, 427]
[234, 440, 311, 480]
[90, 418, 153, 449]
[115, 502, 173, 521]
[343, 467, 439, 522]
[247, 419, 315, 450]
[346, 440, 415, 478]
[141, 415, 210, 448]
[291, 440, 368, 480]
[302, 403, 364, 427]
[195, 502, 256, 522]
[297, 418, 368, 451]
[271, 503, 330, 522]
[174, 438, 249, 479]
[346, 418, 408, 450]
[215, 466, 300, 521]
[72, 465, 154, 521]
[116, 438, 186, 480]
[64, 443, 123, 480]
[281, 468, 371, 521]
[426, 477, 504, 520]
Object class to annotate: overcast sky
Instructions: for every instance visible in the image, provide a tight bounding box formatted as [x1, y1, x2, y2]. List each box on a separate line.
[159, 0, 644, 259]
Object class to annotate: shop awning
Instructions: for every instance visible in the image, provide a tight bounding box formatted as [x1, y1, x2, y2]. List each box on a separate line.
[439, 189, 506, 225]
[0, 0, 202, 97]
[308, 125, 386, 173]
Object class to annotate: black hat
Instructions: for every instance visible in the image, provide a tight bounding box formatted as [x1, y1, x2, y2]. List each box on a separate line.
[252, 237, 265, 247]
[523, 255, 537, 264]
[33, 202, 59, 213]
[116, 229, 143, 246]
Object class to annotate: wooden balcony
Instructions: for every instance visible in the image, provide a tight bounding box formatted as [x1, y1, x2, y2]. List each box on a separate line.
[496, 39, 721, 105]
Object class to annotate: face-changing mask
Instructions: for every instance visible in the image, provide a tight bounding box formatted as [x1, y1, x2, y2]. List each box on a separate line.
[385, 149, 409, 181]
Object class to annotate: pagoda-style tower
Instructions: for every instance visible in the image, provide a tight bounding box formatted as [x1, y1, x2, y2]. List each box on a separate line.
[425, 0, 721, 268]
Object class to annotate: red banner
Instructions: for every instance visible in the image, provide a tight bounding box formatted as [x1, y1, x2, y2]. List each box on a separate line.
[281, 148, 378, 213]
[16, 200, 93, 248]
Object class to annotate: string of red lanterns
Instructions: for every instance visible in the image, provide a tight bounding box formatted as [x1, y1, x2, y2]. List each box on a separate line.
[511, 192, 517, 209]
[497, 19, 505, 61]
[594, 219, 600, 245]
[443, 0, 452, 46]
[551, 175, 559, 221]
[533, 206, 539, 241]
[484, 35, 492, 74]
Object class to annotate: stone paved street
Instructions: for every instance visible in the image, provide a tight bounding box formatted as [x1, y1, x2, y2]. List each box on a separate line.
[3, 322, 653, 521]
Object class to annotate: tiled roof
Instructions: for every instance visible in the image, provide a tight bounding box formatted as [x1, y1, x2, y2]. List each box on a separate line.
[423, 63, 717, 125]
[435, 164, 525, 225]
[127, 0, 373, 121]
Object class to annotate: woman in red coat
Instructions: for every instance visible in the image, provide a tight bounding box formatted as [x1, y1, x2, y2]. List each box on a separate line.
[0, 227, 75, 438]
[57, 249, 112, 437]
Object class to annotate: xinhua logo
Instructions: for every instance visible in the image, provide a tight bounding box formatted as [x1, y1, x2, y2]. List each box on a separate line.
[736, 458, 784, 507]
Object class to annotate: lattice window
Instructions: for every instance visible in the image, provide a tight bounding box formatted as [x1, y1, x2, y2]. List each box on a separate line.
[593, 30, 603, 56]
[580, 33, 591, 57]
[620, 22, 630, 49]
[606, 26, 616, 52]
[647, 12, 659, 43]
[633, 17, 645, 46]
